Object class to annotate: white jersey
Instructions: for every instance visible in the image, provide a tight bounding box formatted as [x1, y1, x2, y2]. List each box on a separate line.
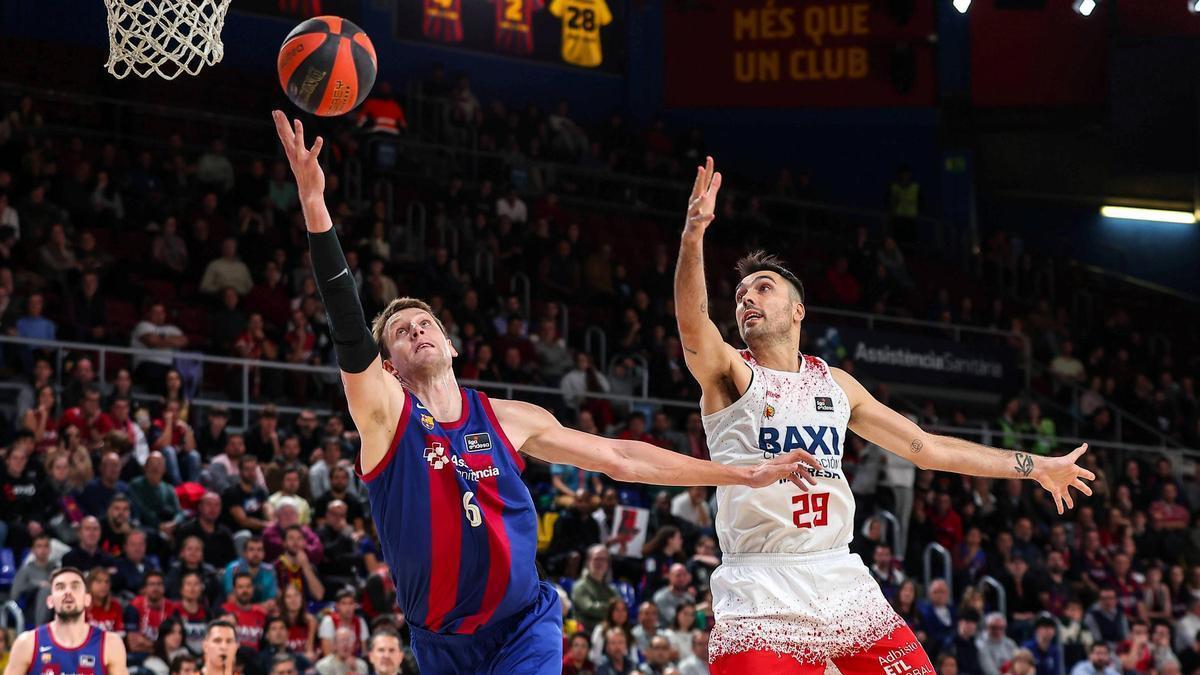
[702, 351, 855, 554]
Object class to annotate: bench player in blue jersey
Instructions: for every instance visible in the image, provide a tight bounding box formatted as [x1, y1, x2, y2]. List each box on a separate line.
[271, 112, 820, 674]
[5, 567, 128, 675]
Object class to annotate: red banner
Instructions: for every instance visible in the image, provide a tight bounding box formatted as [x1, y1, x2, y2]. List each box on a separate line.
[663, 0, 936, 108]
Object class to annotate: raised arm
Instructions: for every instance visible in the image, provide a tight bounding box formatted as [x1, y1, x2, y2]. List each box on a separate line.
[272, 111, 403, 474]
[675, 157, 747, 412]
[830, 367, 1094, 514]
[494, 398, 819, 489]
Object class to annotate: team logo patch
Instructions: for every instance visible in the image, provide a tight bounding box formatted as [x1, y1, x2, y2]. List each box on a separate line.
[420, 413, 435, 430]
[763, 404, 776, 419]
[41, 654, 51, 664]
[80, 656, 95, 668]
[464, 432, 492, 453]
[424, 442, 449, 470]
[815, 396, 834, 412]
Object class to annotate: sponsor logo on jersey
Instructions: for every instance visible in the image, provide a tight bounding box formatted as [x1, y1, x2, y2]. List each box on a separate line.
[41, 653, 52, 663]
[766, 390, 780, 399]
[420, 413, 435, 430]
[425, 442, 450, 469]
[763, 404, 776, 419]
[464, 432, 492, 453]
[79, 656, 95, 668]
[814, 396, 834, 412]
[758, 425, 842, 456]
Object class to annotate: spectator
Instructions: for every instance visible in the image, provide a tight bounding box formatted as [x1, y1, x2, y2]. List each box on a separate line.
[573, 545, 619, 633]
[669, 486, 712, 530]
[197, 139, 235, 193]
[943, 610, 983, 675]
[165, 535, 220, 605]
[151, 217, 189, 277]
[277, 584, 318, 660]
[131, 303, 188, 390]
[315, 499, 358, 590]
[274, 525, 325, 602]
[15, 292, 56, 366]
[99, 494, 135, 557]
[268, 467, 311, 524]
[919, 579, 957, 650]
[312, 465, 366, 530]
[317, 589, 369, 657]
[176, 491, 237, 568]
[564, 632, 596, 675]
[631, 602, 661, 656]
[1087, 588, 1130, 647]
[652, 564, 696, 629]
[639, 635, 675, 675]
[222, 571, 270, 649]
[1117, 620, 1153, 674]
[195, 406, 230, 459]
[496, 186, 528, 224]
[12, 534, 54, 622]
[257, 618, 312, 675]
[589, 598, 637, 667]
[0, 440, 46, 548]
[220, 454, 272, 534]
[173, 570, 212, 655]
[870, 543, 906, 601]
[1026, 403, 1057, 456]
[125, 571, 180, 656]
[315, 627, 368, 675]
[596, 627, 637, 675]
[825, 256, 861, 306]
[129, 451, 183, 534]
[222, 536, 277, 604]
[676, 630, 709, 675]
[245, 405, 282, 464]
[71, 271, 108, 342]
[62, 515, 116, 572]
[663, 604, 696, 664]
[1022, 617, 1062, 675]
[84, 567, 124, 635]
[1051, 340, 1086, 389]
[1070, 642, 1121, 675]
[144, 618, 190, 675]
[263, 500, 322, 564]
[113, 529, 153, 596]
[977, 612, 1019, 675]
[1178, 629, 1200, 675]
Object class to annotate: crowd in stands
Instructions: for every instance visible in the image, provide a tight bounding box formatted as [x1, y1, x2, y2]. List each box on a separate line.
[0, 67, 1198, 675]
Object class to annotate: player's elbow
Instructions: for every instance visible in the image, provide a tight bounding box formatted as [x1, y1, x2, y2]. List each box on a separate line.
[599, 442, 637, 482]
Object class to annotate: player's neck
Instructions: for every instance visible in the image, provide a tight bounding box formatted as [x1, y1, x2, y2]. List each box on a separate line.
[50, 617, 90, 646]
[747, 339, 801, 372]
[408, 369, 462, 420]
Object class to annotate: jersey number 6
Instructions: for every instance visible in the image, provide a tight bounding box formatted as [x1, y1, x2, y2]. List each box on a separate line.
[791, 492, 830, 529]
[463, 491, 482, 528]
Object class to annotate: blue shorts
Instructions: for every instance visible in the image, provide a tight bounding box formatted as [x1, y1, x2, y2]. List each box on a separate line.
[407, 581, 563, 675]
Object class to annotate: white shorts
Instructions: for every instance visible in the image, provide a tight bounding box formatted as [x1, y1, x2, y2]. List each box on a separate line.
[709, 546, 907, 665]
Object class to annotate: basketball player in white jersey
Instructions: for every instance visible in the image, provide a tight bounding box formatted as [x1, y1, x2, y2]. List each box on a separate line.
[675, 157, 1095, 675]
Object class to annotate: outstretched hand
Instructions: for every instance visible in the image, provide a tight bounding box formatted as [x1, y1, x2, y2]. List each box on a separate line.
[1034, 443, 1096, 514]
[745, 450, 823, 490]
[684, 155, 722, 235]
[272, 110, 325, 202]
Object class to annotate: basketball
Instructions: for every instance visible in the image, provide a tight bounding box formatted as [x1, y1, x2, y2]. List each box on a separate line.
[277, 16, 377, 117]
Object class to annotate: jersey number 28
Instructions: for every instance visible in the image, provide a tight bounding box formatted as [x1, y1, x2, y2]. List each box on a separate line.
[791, 492, 829, 529]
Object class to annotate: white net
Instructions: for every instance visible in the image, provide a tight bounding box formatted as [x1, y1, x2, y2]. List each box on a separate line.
[104, 0, 232, 80]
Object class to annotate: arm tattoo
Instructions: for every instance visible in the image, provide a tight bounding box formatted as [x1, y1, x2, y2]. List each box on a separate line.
[1013, 452, 1034, 478]
[909, 439, 923, 454]
[699, 301, 708, 315]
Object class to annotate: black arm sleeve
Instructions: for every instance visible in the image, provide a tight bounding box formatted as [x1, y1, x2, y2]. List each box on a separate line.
[308, 229, 380, 374]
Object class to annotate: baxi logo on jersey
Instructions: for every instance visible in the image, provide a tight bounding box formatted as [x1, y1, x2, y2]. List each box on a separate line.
[759, 424, 843, 480]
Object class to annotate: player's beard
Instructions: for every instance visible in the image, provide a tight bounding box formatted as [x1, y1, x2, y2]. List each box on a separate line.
[54, 607, 85, 622]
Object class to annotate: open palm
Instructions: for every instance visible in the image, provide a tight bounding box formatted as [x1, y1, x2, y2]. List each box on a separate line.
[1035, 443, 1096, 514]
[272, 110, 325, 198]
[684, 155, 722, 235]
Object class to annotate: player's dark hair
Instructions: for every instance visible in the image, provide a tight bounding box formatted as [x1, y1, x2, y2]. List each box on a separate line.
[368, 629, 401, 651]
[50, 566, 86, 587]
[735, 250, 805, 302]
[205, 619, 237, 638]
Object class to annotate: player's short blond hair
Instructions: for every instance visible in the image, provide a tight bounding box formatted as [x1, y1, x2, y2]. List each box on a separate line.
[370, 297, 447, 360]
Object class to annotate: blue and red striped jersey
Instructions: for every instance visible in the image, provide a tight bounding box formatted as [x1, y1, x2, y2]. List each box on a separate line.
[356, 387, 539, 634]
[28, 624, 106, 675]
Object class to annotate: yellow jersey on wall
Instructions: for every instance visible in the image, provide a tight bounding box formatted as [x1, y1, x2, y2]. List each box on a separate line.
[548, 0, 612, 68]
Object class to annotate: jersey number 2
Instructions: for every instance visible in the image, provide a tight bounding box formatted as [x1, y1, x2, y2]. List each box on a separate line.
[791, 492, 829, 529]
[463, 491, 483, 528]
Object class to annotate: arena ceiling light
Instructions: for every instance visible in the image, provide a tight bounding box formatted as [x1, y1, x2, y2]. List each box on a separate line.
[953, 0, 971, 13]
[1073, 0, 1097, 16]
[1190, 0, 1200, 13]
[1100, 205, 1197, 224]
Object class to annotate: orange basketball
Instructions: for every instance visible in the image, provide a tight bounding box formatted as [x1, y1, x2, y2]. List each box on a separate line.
[277, 16, 377, 117]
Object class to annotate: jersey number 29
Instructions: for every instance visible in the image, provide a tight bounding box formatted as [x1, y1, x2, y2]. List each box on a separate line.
[791, 492, 829, 529]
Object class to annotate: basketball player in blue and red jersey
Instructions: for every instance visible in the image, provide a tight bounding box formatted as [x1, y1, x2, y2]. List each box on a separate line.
[675, 157, 1097, 675]
[4, 567, 128, 675]
[493, 0, 544, 55]
[271, 112, 817, 675]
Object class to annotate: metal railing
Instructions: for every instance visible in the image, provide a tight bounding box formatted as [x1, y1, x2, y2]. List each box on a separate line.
[923, 542, 952, 591]
[0, 600, 23, 634]
[3, 335, 1194, 459]
[875, 509, 901, 549]
[979, 575, 1007, 618]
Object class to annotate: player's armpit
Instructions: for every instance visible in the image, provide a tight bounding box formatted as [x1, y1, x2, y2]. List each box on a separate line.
[345, 367, 405, 477]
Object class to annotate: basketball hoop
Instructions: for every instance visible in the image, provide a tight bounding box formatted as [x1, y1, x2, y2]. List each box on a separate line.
[103, 0, 232, 80]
